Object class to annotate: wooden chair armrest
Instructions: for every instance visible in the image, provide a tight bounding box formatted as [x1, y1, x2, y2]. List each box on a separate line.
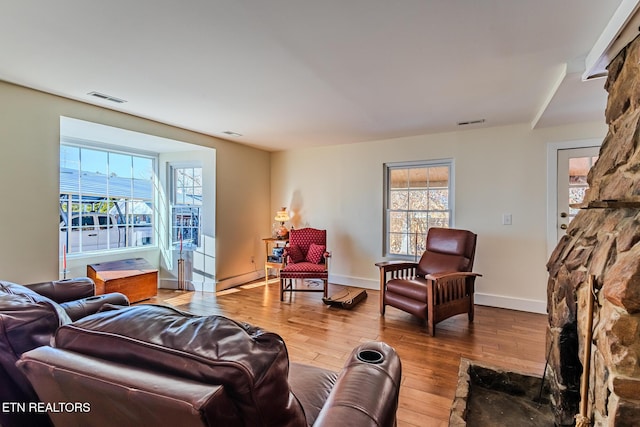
[376, 260, 420, 316]
[424, 271, 482, 281]
[323, 251, 331, 270]
[375, 260, 418, 273]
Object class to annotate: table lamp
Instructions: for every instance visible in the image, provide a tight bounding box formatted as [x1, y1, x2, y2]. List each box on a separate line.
[274, 207, 290, 239]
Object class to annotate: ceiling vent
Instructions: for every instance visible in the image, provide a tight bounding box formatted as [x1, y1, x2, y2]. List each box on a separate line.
[457, 119, 486, 126]
[222, 131, 242, 137]
[87, 91, 127, 104]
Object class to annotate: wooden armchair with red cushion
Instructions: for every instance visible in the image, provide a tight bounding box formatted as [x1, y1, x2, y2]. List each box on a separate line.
[376, 227, 480, 336]
[279, 228, 330, 301]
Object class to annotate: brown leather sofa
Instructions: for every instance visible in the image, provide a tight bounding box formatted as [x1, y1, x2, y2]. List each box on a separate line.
[18, 304, 402, 427]
[0, 279, 130, 427]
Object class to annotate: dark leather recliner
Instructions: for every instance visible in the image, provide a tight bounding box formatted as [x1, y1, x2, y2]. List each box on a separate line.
[0, 278, 129, 427]
[18, 304, 402, 427]
[376, 227, 480, 336]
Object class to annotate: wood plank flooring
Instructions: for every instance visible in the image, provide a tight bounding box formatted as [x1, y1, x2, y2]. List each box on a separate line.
[145, 279, 548, 427]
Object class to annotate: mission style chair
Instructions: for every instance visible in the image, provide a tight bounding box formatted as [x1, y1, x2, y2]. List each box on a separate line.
[280, 228, 330, 301]
[376, 227, 480, 336]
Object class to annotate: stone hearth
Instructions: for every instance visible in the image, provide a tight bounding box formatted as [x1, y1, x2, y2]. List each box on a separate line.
[450, 359, 553, 426]
[546, 35, 640, 426]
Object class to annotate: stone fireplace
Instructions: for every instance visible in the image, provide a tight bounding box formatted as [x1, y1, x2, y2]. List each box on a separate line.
[547, 35, 640, 426]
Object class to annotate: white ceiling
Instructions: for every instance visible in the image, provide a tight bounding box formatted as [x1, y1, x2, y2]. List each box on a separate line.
[0, 1, 627, 151]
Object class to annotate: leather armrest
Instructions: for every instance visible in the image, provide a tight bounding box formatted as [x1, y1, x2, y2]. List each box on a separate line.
[59, 293, 130, 321]
[314, 341, 402, 427]
[17, 346, 240, 426]
[24, 277, 95, 303]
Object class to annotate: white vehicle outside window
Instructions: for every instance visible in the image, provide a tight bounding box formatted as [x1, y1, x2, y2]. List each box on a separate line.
[60, 213, 152, 253]
[59, 143, 156, 255]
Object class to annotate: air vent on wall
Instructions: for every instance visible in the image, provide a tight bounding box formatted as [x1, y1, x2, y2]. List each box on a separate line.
[457, 119, 486, 126]
[87, 91, 127, 104]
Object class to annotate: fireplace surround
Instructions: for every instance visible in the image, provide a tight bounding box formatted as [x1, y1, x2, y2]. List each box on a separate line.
[546, 35, 640, 426]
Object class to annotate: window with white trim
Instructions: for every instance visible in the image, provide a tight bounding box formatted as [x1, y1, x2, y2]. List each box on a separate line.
[59, 144, 156, 254]
[171, 166, 202, 250]
[384, 159, 453, 257]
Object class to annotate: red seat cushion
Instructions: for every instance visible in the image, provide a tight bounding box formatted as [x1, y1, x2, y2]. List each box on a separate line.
[282, 262, 327, 273]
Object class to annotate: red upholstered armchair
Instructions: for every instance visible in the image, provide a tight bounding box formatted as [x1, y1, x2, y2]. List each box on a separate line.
[279, 228, 330, 301]
[376, 227, 480, 336]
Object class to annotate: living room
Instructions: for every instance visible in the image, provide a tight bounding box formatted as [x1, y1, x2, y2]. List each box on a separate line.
[1, 1, 636, 426]
[0, 72, 606, 312]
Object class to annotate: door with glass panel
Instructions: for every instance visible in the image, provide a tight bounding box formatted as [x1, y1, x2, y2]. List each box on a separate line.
[556, 147, 600, 241]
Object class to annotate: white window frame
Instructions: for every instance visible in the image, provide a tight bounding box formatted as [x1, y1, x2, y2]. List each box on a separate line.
[59, 140, 157, 255]
[169, 164, 202, 250]
[383, 159, 455, 258]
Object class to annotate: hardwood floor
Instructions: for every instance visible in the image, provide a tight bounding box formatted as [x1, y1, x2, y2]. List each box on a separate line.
[145, 279, 548, 427]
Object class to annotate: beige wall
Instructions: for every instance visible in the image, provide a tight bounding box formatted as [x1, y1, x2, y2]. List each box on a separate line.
[1, 77, 609, 311]
[270, 121, 607, 312]
[0, 81, 271, 286]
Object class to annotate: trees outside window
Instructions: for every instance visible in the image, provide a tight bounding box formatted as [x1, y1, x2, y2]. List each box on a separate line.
[384, 160, 453, 257]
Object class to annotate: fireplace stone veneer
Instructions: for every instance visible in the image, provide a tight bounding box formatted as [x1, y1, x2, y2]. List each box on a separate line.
[546, 35, 640, 426]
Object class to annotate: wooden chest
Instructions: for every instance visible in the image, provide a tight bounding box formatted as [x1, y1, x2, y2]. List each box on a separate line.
[87, 258, 158, 303]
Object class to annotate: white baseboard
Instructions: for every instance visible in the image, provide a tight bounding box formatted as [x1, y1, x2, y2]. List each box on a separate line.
[474, 293, 547, 314]
[330, 275, 546, 314]
[159, 279, 178, 290]
[216, 271, 263, 291]
[160, 271, 265, 292]
[329, 274, 379, 290]
[159, 278, 216, 293]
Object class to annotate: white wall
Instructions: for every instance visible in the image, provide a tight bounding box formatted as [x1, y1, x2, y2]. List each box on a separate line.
[158, 150, 217, 291]
[0, 81, 271, 287]
[270, 121, 607, 313]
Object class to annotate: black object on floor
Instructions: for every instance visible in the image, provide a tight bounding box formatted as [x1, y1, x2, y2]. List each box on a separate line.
[322, 288, 367, 309]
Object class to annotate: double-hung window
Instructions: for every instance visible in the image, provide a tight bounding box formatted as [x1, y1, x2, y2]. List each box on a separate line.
[170, 166, 202, 250]
[384, 159, 453, 257]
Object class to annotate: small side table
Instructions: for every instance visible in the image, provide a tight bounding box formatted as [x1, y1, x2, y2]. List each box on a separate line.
[263, 238, 288, 284]
[87, 258, 158, 303]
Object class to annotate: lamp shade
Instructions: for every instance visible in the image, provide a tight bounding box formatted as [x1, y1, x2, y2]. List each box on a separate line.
[274, 207, 290, 223]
